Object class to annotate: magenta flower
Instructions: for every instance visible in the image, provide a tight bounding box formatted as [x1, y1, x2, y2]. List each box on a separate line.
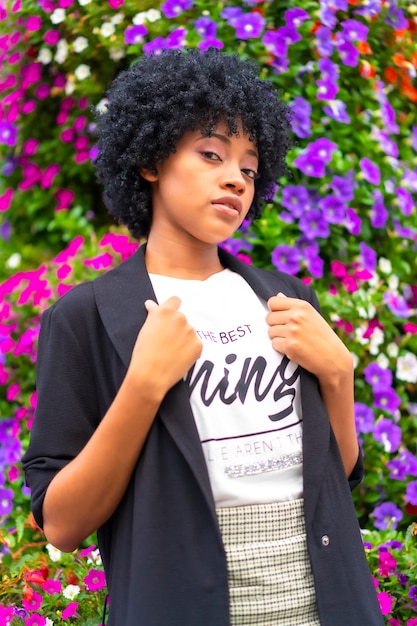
[0, 188, 13, 212]
[271, 245, 301, 275]
[26, 15, 42, 31]
[124, 25, 147, 45]
[377, 591, 394, 616]
[23, 591, 43, 611]
[360, 158, 380, 185]
[43, 579, 63, 594]
[62, 602, 78, 619]
[25, 614, 47, 626]
[84, 569, 106, 591]
[108, 0, 124, 6]
[378, 551, 397, 577]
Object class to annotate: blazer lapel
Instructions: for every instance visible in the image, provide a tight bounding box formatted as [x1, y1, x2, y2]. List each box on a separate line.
[93, 245, 216, 510]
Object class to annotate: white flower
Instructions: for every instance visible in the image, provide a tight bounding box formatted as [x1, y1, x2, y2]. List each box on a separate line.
[109, 46, 125, 61]
[50, 8, 66, 24]
[87, 548, 103, 565]
[351, 352, 359, 369]
[63, 584, 81, 600]
[369, 327, 384, 355]
[78, 0, 91, 5]
[379, 258, 392, 274]
[100, 22, 115, 37]
[387, 274, 399, 291]
[387, 342, 399, 358]
[146, 9, 161, 22]
[6, 253, 21, 269]
[73, 36, 89, 53]
[111, 13, 124, 25]
[45, 619, 54, 626]
[354, 326, 368, 346]
[376, 353, 389, 369]
[37, 48, 53, 64]
[55, 39, 69, 64]
[96, 98, 109, 114]
[46, 543, 62, 562]
[74, 64, 91, 80]
[396, 352, 417, 383]
[65, 76, 75, 95]
[132, 11, 147, 25]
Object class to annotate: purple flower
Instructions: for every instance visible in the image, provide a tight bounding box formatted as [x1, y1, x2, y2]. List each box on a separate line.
[340, 19, 368, 42]
[276, 25, 301, 45]
[412, 126, 417, 152]
[281, 185, 310, 217]
[370, 190, 388, 228]
[124, 24, 147, 44]
[359, 241, 377, 272]
[397, 188, 413, 217]
[354, 402, 375, 434]
[143, 36, 166, 55]
[373, 418, 402, 452]
[293, 153, 326, 178]
[220, 6, 243, 25]
[271, 245, 301, 275]
[161, 0, 193, 18]
[316, 78, 339, 100]
[0, 487, 13, 516]
[309, 137, 338, 163]
[383, 292, 410, 318]
[408, 585, 417, 600]
[337, 38, 359, 67]
[319, 2, 336, 29]
[360, 158, 380, 185]
[285, 7, 310, 28]
[262, 29, 287, 58]
[345, 208, 362, 235]
[0, 122, 17, 146]
[403, 168, 417, 192]
[372, 502, 403, 530]
[318, 195, 346, 224]
[290, 96, 312, 139]
[374, 130, 398, 158]
[318, 58, 339, 81]
[316, 26, 333, 57]
[197, 37, 224, 51]
[194, 17, 217, 38]
[386, 5, 407, 29]
[375, 82, 400, 134]
[323, 100, 350, 124]
[233, 11, 266, 40]
[330, 173, 356, 202]
[271, 57, 289, 75]
[406, 481, 417, 506]
[303, 244, 324, 278]
[299, 209, 330, 240]
[363, 362, 392, 390]
[354, 0, 381, 18]
[166, 28, 187, 49]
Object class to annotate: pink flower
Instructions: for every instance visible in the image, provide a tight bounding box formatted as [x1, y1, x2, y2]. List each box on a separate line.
[26, 16, 42, 31]
[378, 551, 397, 577]
[25, 614, 47, 626]
[108, 0, 124, 7]
[100, 233, 138, 260]
[23, 139, 39, 155]
[6, 382, 20, 401]
[0, 189, 13, 212]
[84, 253, 113, 270]
[388, 619, 401, 626]
[55, 188, 75, 210]
[53, 236, 84, 262]
[42, 164, 61, 188]
[61, 128, 75, 143]
[84, 569, 106, 591]
[62, 602, 78, 619]
[56, 264, 72, 280]
[22, 100, 36, 114]
[342, 275, 358, 292]
[35, 83, 50, 99]
[407, 620, 417, 626]
[22, 590, 43, 611]
[44, 29, 60, 45]
[56, 111, 69, 125]
[73, 115, 87, 131]
[330, 260, 347, 278]
[43, 579, 62, 594]
[377, 591, 393, 616]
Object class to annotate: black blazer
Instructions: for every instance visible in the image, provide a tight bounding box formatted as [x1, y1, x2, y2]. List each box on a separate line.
[23, 245, 384, 625]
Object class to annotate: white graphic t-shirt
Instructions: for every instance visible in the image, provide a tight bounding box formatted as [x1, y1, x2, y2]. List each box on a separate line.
[149, 269, 303, 507]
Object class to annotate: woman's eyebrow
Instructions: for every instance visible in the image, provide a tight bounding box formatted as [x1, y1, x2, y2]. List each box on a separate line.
[202, 132, 259, 159]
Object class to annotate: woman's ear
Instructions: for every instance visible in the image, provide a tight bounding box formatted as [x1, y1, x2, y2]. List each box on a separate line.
[139, 166, 158, 182]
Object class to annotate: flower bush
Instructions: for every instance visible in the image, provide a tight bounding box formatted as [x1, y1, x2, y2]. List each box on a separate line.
[0, 0, 416, 622]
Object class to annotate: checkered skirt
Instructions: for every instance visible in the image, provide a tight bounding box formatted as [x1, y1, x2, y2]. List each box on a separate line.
[216, 498, 320, 626]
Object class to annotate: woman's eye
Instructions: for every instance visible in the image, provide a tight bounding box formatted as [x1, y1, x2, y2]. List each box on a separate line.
[202, 151, 221, 161]
[243, 169, 258, 180]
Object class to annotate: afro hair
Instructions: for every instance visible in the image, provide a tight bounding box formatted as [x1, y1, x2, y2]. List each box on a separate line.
[93, 48, 292, 240]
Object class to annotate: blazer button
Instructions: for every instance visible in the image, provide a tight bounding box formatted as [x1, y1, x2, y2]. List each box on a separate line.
[321, 535, 330, 546]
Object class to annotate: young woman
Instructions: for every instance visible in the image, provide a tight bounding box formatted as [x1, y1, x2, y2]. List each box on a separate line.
[23, 48, 384, 626]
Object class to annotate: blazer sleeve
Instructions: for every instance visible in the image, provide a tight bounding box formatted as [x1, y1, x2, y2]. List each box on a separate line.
[21, 292, 102, 529]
